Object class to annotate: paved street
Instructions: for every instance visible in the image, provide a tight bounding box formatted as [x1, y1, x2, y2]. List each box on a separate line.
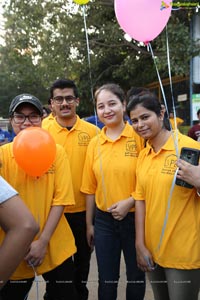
[28, 252, 200, 300]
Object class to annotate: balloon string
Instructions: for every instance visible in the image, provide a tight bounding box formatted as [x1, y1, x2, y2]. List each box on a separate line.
[81, 6, 106, 208]
[156, 168, 178, 255]
[81, 5, 100, 129]
[148, 43, 169, 114]
[82, 5, 94, 102]
[81, 5, 106, 209]
[97, 135, 108, 209]
[23, 264, 39, 300]
[165, 26, 179, 157]
[24, 178, 40, 300]
[148, 41, 179, 256]
[148, 42, 178, 157]
[82, 5, 107, 208]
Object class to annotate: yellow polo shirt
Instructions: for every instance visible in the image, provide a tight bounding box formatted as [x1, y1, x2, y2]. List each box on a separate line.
[170, 117, 184, 130]
[81, 123, 144, 211]
[42, 112, 55, 127]
[133, 131, 200, 269]
[0, 142, 76, 279]
[43, 115, 99, 213]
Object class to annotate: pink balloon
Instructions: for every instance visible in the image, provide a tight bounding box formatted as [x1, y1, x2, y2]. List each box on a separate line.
[114, 0, 172, 43]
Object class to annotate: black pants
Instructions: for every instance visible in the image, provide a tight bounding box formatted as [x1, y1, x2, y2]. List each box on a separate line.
[65, 212, 91, 300]
[1, 257, 77, 300]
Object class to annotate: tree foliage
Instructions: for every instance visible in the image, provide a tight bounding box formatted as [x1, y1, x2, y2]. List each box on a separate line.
[0, 0, 199, 117]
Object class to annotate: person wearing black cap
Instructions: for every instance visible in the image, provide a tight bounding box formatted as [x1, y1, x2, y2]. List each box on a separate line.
[0, 94, 78, 300]
[8, 93, 44, 116]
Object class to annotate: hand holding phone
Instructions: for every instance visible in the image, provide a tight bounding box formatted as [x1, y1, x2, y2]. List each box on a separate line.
[176, 147, 200, 188]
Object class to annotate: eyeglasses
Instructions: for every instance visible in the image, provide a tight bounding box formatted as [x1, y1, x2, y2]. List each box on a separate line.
[53, 95, 76, 104]
[12, 113, 41, 124]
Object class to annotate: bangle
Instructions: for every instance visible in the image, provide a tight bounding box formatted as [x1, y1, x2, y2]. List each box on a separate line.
[197, 190, 200, 197]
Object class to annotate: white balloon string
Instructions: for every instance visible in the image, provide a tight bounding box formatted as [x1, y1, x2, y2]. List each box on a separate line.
[166, 26, 175, 115]
[148, 41, 179, 256]
[156, 168, 178, 254]
[23, 264, 39, 300]
[148, 43, 168, 112]
[81, 5, 105, 211]
[82, 5, 100, 129]
[82, 5, 94, 102]
[148, 42, 178, 157]
[97, 136, 108, 209]
[81, 4, 105, 211]
[166, 26, 179, 157]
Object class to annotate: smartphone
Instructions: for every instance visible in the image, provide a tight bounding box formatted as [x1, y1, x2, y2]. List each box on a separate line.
[176, 147, 200, 188]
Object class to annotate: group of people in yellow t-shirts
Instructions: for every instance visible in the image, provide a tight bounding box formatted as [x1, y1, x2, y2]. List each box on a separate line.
[0, 80, 200, 300]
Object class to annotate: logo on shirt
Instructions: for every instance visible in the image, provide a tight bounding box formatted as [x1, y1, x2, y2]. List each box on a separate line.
[78, 132, 91, 146]
[125, 140, 138, 157]
[161, 154, 177, 175]
[45, 164, 55, 174]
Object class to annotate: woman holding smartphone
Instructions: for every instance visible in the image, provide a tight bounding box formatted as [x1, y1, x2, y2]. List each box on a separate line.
[127, 92, 200, 300]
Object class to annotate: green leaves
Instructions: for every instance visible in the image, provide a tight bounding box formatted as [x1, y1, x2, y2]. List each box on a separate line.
[0, 0, 198, 117]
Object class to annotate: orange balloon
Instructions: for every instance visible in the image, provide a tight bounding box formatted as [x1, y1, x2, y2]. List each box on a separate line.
[13, 127, 56, 177]
[73, 0, 90, 4]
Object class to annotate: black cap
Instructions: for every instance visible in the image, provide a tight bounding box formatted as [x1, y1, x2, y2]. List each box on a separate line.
[9, 94, 43, 116]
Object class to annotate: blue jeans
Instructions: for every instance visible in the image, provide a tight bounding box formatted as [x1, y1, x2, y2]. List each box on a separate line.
[94, 209, 145, 300]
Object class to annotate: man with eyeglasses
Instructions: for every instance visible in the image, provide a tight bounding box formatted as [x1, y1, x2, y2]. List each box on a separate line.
[0, 94, 78, 300]
[43, 79, 99, 300]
